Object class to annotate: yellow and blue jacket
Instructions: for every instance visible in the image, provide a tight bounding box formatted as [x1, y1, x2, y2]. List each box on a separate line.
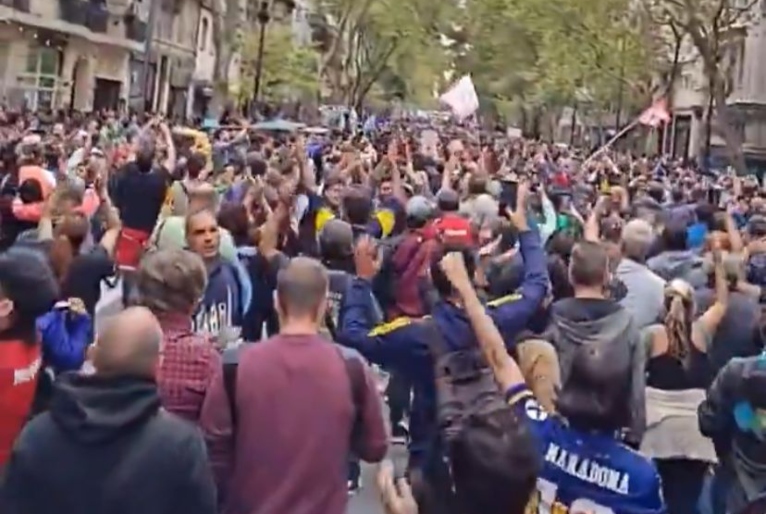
[312, 195, 400, 239]
[336, 229, 549, 465]
[299, 193, 402, 255]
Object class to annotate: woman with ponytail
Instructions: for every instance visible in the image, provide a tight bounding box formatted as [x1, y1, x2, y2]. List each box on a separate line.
[641, 244, 728, 514]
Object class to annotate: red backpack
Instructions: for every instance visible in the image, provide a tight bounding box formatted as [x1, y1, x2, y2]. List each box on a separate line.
[385, 230, 437, 319]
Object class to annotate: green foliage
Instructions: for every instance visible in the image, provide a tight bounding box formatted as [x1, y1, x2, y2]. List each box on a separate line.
[456, 0, 663, 117]
[309, 0, 454, 107]
[240, 23, 319, 102]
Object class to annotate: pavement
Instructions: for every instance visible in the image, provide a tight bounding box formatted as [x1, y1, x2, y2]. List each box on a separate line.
[95, 278, 403, 514]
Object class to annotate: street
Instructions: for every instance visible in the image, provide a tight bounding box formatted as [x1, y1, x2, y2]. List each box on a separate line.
[95, 279, 396, 514]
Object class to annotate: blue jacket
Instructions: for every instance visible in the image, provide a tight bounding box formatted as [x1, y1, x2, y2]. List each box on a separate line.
[194, 259, 246, 337]
[37, 308, 92, 374]
[337, 229, 549, 465]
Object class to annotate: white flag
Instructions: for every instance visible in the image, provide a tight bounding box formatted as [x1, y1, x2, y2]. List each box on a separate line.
[440, 75, 479, 120]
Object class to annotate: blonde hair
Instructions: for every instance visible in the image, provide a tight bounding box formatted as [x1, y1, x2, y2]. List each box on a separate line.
[663, 279, 694, 365]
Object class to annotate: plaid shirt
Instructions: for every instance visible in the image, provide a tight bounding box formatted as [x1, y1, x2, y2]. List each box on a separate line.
[156, 313, 221, 424]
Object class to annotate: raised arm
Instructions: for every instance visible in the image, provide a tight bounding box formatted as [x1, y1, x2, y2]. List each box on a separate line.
[439, 251, 525, 392]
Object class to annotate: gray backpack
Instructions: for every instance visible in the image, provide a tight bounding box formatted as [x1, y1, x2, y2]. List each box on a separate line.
[424, 320, 507, 445]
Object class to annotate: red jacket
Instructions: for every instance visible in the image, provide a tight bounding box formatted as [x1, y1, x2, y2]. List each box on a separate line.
[0, 340, 41, 466]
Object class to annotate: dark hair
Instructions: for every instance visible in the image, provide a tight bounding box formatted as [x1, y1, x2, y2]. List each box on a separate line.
[431, 244, 475, 299]
[647, 185, 664, 203]
[449, 408, 541, 514]
[217, 204, 251, 247]
[695, 203, 716, 228]
[438, 190, 460, 212]
[186, 152, 206, 179]
[342, 188, 373, 226]
[569, 241, 608, 288]
[548, 255, 574, 300]
[18, 178, 43, 204]
[545, 229, 575, 264]
[248, 155, 267, 177]
[556, 341, 632, 433]
[0, 248, 58, 344]
[660, 222, 688, 252]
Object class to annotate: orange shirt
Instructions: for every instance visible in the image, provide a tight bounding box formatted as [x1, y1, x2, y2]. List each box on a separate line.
[0, 340, 41, 466]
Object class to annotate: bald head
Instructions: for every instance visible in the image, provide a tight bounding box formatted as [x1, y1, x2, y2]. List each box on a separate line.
[93, 307, 163, 379]
[276, 257, 328, 319]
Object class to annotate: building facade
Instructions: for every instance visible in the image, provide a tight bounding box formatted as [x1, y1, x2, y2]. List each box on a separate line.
[669, 5, 766, 170]
[0, 0, 147, 111]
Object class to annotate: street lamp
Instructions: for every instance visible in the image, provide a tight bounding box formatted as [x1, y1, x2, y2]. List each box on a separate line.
[251, 0, 295, 118]
[251, 1, 270, 115]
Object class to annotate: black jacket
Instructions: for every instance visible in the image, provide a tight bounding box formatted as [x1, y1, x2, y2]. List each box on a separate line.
[1, 373, 216, 514]
[699, 356, 766, 513]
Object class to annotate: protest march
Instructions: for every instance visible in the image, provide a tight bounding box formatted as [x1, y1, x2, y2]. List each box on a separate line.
[3, 0, 766, 512]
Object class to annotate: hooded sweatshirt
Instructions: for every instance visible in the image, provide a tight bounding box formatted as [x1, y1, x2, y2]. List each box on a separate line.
[1, 373, 216, 514]
[548, 297, 646, 445]
[194, 258, 245, 338]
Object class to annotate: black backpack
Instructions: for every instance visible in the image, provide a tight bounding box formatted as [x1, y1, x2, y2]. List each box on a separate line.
[425, 320, 508, 445]
[222, 345, 366, 448]
[412, 321, 509, 514]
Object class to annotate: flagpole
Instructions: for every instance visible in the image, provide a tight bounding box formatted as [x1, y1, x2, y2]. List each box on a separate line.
[583, 117, 641, 166]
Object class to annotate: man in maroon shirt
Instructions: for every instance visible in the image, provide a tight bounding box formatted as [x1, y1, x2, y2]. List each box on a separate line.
[200, 257, 388, 514]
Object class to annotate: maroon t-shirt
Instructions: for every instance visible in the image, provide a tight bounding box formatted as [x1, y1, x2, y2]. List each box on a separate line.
[200, 334, 387, 514]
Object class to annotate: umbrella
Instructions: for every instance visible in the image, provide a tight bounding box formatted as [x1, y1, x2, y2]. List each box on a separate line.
[302, 126, 330, 135]
[252, 119, 306, 132]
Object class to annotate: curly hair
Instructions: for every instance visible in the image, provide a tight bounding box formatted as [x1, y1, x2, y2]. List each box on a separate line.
[49, 212, 89, 285]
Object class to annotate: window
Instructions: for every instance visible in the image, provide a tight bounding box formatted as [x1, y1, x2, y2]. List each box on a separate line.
[200, 17, 209, 51]
[16, 45, 61, 110]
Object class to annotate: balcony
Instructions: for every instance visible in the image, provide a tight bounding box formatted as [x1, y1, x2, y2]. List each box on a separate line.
[125, 17, 147, 41]
[1, 0, 30, 11]
[86, 2, 109, 32]
[58, 0, 87, 24]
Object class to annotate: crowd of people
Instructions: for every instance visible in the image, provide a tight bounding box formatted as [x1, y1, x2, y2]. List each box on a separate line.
[0, 106, 765, 514]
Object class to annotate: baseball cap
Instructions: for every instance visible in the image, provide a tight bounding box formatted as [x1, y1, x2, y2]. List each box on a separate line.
[406, 195, 434, 223]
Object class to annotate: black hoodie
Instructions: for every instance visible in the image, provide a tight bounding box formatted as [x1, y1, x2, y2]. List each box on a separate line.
[1, 373, 216, 514]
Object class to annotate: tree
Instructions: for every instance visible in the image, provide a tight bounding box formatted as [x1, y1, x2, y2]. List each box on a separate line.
[210, 0, 243, 111]
[454, 0, 664, 135]
[210, 0, 300, 111]
[309, 0, 453, 109]
[239, 23, 320, 103]
[647, 0, 756, 172]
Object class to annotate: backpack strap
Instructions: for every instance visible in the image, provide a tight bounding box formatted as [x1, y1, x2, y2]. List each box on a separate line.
[338, 348, 366, 450]
[325, 310, 338, 340]
[222, 348, 239, 429]
[421, 317, 452, 360]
